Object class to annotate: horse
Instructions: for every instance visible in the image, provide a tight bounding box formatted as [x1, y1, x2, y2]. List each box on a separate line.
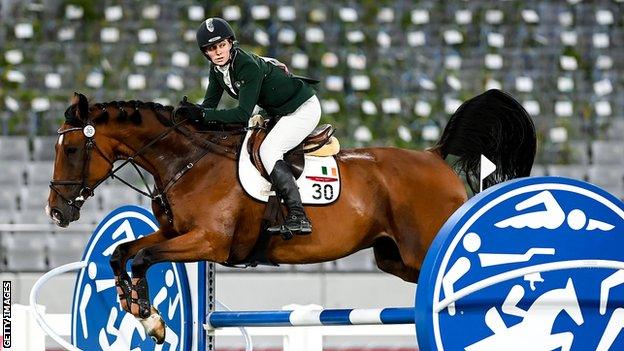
[46, 89, 536, 343]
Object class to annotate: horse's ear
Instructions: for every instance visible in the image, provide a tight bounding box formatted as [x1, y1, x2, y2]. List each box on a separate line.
[71, 92, 80, 105]
[67, 93, 89, 124]
[74, 92, 89, 120]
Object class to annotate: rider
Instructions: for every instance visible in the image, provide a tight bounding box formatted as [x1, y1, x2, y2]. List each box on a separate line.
[180, 17, 320, 235]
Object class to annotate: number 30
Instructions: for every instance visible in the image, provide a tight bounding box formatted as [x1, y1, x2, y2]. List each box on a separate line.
[312, 184, 334, 200]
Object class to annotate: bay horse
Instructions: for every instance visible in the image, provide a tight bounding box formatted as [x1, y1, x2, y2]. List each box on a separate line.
[47, 89, 536, 343]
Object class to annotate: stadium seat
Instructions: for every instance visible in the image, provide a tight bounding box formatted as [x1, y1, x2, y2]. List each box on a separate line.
[591, 141, 624, 165]
[46, 232, 90, 267]
[587, 165, 624, 198]
[12, 209, 55, 225]
[25, 161, 53, 185]
[32, 136, 57, 161]
[530, 165, 547, 176]
[109, 162, 152, 188]
[546, 164, 587, 180]
[2, 232, 47, 271]
[99, 185, 141, 211]
[334, 248, 376, 272]
[0, 136, 29, 161]
[0, 162, 26, 187]
[19, 185, 52, 211]
[0, 190, 19, 212]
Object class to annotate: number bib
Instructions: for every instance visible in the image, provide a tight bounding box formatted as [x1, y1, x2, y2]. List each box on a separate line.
[296, 155, 341, 204]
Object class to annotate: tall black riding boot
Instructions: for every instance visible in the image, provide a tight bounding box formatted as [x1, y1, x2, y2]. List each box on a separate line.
[267, 160, 312, 235]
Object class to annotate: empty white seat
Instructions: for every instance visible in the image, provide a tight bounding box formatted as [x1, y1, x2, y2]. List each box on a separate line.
[99, 185, 141, 211]
[569, 141, 589, 165]
[46, 232, 89, 267]
[530, 165, 546, 177]
[26, 161, 54, 185]
[32, 136, 57, 161]
[2, 232, 47, 271]
[0, 162, 25, 187]
[79, 193, 102, 213]
[334, 248, 376, 272]
[73, 209, 106, 226]
[591, 141, 624, 165]
[0, 190, 19, 211]
[0, 211, 16, 225]
[110, 162, 152, 188]
[12, 209, 55, 225]
[0, 136, 29, 161]
[19, 185, 51, 211]
[587, 165, 624, 197]
[292, 263, 324, 272]
[546, 164, 587, 180]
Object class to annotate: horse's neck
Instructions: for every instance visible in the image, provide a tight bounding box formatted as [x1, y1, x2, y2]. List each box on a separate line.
[110, 121, 208, 190]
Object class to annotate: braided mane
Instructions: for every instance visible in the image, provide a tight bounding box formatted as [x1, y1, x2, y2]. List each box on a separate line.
[64, 98, 175, 127]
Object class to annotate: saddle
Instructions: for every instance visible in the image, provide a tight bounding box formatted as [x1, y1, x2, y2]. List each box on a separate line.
[247, 119, 339, 180]
[231, 119, 340, 266]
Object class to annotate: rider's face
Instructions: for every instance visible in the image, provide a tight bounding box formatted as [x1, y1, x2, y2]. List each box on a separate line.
[204, 40, 231, 66]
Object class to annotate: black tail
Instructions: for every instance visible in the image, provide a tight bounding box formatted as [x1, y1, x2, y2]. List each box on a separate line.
[433, 89, 536, 193]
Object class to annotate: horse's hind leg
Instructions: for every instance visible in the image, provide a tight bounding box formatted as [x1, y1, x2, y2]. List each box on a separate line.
[372, 237, 420, 283]
[110, 230, 171, 313]
[128, 229, 230, 344]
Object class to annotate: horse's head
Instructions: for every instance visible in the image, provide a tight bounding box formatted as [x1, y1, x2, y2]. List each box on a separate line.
[47, 93, 116, 227]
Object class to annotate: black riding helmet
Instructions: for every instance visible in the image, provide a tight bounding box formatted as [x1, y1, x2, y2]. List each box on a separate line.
[196, 17, 236, 64]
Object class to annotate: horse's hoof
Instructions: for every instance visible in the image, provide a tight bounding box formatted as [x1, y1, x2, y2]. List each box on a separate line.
[139, 306, 166, 344]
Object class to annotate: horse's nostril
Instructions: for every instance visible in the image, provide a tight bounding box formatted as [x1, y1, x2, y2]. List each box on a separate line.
[51, 208, 63, 222]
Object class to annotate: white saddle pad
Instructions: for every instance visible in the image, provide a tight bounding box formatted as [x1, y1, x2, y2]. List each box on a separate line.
[238, 130, 340, 204]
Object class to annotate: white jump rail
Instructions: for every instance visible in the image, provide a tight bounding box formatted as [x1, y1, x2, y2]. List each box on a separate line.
[29, 261, 87, 351]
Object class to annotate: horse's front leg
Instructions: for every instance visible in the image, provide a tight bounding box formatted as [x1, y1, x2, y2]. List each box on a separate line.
[110, 230, 171, 314]
[129, 229, 230, 344]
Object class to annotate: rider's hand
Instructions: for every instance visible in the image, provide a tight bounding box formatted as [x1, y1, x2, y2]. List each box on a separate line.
[249, 114, 264, 127]
[174, 104, 204, 123]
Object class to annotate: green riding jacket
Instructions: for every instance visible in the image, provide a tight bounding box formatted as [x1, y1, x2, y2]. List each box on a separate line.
[201, 47, 316, 123]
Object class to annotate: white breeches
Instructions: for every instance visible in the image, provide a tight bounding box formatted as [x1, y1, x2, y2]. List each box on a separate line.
[260, 95, 322, 174]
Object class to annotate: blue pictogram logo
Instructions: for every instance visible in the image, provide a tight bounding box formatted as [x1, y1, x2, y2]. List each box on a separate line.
[71, 206, 192, 350]
[416, 177, 624, 350]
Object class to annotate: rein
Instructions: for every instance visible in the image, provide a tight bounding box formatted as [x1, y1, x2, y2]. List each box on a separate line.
[51, 112, 246, 224]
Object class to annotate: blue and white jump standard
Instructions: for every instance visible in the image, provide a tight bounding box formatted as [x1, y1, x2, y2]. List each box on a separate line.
[207, 307, 415, 328]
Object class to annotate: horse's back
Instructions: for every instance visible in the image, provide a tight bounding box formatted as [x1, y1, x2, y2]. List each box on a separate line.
[336, 147, 466, 202]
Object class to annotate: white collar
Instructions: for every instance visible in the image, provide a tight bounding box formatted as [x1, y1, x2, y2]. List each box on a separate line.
[215, 63, 230, 73]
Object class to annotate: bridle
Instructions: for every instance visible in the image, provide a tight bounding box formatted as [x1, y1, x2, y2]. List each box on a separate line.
[49, 123, 112, 210]
[49, 107, 248, 224]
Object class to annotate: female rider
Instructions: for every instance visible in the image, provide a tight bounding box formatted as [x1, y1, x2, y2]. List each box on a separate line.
[179, 17, 321, 235]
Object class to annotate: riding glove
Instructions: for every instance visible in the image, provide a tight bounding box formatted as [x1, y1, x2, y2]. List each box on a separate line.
[175, 103, 204, 123]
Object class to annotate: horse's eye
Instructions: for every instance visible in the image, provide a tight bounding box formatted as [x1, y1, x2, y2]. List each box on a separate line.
[66, 147, 78, 154]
